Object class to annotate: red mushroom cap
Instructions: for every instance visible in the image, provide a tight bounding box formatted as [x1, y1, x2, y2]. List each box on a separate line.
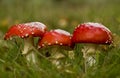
[38, 29, 72, 48]
[4, 22, 47, 40]
[72, 22, 113, 44]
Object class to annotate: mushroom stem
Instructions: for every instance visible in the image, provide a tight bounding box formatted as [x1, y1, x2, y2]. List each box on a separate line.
[82, 48, 87, 74]
[75, 44, 98, 74]
[22, 37, 34, 55]
[26, 50, 37, 64]
[82, 44, 98, 73]
[43, 46, 71, 71]
[22, 37, 37, 64]
[82, 44, 98, 66]
[46, 47, 65, 69]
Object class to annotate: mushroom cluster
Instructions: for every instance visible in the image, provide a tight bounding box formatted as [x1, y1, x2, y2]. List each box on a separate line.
[4, 22, 113, 73]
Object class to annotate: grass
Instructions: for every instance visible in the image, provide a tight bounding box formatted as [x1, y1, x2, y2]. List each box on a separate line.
[0, 0, 120, 78]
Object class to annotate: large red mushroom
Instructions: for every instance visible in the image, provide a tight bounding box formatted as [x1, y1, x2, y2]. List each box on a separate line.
[72, 22, 112, 44]
[4, 22, 47, 64]
[72, 22, 113, 73]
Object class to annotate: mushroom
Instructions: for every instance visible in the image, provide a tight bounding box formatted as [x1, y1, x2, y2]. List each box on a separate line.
[72, 22, 113, 73]
[38, 29, 72, 48]
[38, 29, 73, 70]
[4, 22, 47, 64]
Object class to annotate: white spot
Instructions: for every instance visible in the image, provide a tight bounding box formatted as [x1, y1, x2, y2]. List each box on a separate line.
[38, 46, 41, 49]
[48, 43, 51, 45]
[105, 40, 110, 44]
[54, 29, 70, 36]
[23, 28, 26, 30]
[42, 44, 45, 46]
[60, 43, 63, 45]
[32, 32, 34, 34]
[25, 34, 29, 37]
[21, 36, 24, 38]
[77, 25, 80, 28]
[55, 41, 58, 44]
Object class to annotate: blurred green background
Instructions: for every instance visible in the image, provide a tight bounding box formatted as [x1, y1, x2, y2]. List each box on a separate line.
[0, 0, 120, 78]
[0, 0, 120, 34]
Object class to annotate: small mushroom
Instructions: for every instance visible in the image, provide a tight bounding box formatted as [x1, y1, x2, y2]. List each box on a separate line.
[38, 29, 73, 70]
[72, 22, 113, 73]
[4, 22, 47, 64]
[38, 29, 72, 48]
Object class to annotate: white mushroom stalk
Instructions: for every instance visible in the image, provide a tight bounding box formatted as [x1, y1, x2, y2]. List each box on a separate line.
[82, 44, 97, 67]
[22, 37, 34, 55]
[22, 37, 37, 64]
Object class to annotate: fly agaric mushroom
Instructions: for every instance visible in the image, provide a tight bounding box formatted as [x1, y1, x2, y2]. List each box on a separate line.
[4, 22, 47, 64]
[38, 29, 72, 48]
[38, 29, 73, 70]
[72, 22, 113, 73]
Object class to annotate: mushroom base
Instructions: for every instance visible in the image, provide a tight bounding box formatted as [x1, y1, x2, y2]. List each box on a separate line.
[74, 43, 108, 73]
[22, 37, 38, 64]
[22, 37, 34, 54]
[39, 45, 74, 73]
